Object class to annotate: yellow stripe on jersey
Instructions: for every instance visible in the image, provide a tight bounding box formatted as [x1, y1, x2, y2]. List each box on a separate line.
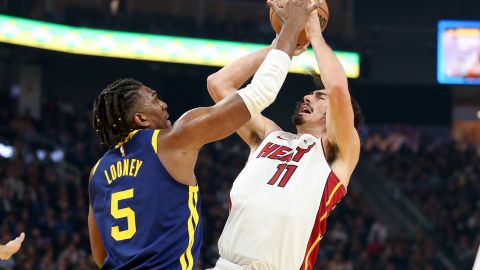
[303, 235, 324, 270]
[179, 185, 199, 270]
[115, 130, 139, 149]
[151, 130, 161, 154]
[91, 158, 102, 176]
[303, 181, 343, 270]
[326, 182, 343, 206]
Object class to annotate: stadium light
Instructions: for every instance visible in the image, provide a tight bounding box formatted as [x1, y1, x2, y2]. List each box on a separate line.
[0, 14, 360, 78]
[0, 143, 14, 158]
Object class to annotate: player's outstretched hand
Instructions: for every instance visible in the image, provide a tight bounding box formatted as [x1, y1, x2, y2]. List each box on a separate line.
[267, 0, 319, 33]
[0, 233, 25, 260]
[294, 42, 310, 56]
[305, 6, 324, 41]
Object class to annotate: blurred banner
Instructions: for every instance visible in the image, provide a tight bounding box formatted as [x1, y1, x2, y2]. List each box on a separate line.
[438, 20, 480, 85]
[0, 14, 360, 78]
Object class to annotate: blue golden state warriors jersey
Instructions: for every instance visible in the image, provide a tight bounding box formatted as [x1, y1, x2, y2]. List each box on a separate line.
[89, 129, 202, 270]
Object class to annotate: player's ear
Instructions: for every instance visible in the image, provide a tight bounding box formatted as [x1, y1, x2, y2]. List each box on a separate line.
[133, 113, 150, 128]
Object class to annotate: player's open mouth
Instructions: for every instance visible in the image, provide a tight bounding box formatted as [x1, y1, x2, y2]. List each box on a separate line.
[300, 105, 312, 114]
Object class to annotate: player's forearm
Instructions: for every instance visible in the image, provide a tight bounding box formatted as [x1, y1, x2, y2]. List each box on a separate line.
[274, 25, 300, 58]
[207, 47, 272, 103]
[310, 36, 349, 93]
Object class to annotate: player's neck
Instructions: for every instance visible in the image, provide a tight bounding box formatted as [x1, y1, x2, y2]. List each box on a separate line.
[295, 125, 326, 138]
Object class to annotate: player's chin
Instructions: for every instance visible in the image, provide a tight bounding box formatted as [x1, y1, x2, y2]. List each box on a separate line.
[291, 113, 305, 126]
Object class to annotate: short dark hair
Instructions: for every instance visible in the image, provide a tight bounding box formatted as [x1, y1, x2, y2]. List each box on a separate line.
[92, 79, 143, 148]
[308, 70, 364, 129]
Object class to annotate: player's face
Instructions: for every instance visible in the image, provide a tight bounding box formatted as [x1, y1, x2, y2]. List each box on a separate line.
[292, 89, 328, 128]
[136, 86, 171, 129]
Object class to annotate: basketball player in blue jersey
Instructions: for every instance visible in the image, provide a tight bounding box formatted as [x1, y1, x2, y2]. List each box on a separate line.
[87, 1, 319, 269]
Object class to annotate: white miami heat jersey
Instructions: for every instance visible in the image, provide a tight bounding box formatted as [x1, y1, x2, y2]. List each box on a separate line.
[216, 131, 346, 270]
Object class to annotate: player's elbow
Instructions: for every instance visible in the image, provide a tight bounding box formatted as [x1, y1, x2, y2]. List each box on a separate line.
[207, 73, 225, 101]
[207, 73, 219, 91]
[91, 244, 107, 268]
[92, 254, 103, 268]
[328, 84, 350, 103]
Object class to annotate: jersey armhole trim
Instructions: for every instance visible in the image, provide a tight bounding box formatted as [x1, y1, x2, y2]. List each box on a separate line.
[151, 129, 161, 154]
[91, 158, 102, 176]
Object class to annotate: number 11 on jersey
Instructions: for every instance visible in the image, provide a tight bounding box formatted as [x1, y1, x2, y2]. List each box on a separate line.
[267, 164, 298, 187]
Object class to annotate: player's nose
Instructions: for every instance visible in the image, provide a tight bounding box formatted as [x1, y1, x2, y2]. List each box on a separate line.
[303, 95, 311, 104]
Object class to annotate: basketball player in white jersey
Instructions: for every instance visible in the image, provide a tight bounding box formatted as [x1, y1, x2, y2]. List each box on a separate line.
[206, 3, 363, 269]
[474, 246, 480, 270]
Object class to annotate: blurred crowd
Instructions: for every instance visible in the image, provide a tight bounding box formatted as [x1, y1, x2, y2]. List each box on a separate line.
[1, 1, 478, 270]
[364, 126, 480, 269]
[1, 92, 478, 269]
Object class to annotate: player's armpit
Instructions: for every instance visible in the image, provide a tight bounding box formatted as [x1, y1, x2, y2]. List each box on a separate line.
[325, 86, 361, 185]
[236, 115, 281, 152]
[207, 76, 280, 150]
[88, 206, 106, 267]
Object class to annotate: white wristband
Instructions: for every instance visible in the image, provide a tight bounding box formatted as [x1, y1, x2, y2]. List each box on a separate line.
[238, 49, 291, 118]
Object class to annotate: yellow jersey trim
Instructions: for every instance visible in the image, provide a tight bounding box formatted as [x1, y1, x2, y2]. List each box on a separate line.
[303, 181, 344, 270]
[151, 130, 161, 154]
[91, 158, 102, 176]
[115, 130, 139, 149]
[179, 185, 199, 270]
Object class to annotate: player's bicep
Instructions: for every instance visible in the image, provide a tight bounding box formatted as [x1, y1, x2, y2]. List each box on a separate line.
[88, 206, 106, 267]
[170, 93, 252, 148]
[326, 86, 361, 158]
[327, 86, 354, 143]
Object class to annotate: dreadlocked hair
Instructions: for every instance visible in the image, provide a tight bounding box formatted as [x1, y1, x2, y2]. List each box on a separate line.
[93, 78, 143, 149]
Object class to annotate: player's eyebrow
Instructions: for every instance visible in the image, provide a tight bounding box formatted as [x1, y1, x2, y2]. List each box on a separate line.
[314, 91, 326, 99]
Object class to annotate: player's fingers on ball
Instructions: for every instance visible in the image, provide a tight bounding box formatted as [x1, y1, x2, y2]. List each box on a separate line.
[308, 2, 319, 12]
[267, 0, 280, 12]
[266, 0, 275, 9]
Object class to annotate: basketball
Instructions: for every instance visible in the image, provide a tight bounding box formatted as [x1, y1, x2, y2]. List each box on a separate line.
[269, 0, 329, 45]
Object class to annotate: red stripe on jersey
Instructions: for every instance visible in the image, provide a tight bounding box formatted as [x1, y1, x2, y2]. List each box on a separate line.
[299, 171, 346, 270]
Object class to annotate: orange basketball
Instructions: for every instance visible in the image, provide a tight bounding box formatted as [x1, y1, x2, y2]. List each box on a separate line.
[269, 0, 329, 45]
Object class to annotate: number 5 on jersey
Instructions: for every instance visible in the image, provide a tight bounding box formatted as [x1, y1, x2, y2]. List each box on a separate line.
[111, 189, 136, 241]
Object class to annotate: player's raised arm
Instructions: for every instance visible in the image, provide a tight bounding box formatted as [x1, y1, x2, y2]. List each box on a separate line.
[306, 8, 360, 183]
[207, 9, 310, 151]
[172, 0, 318, 150]
[207, 46, 281, 150]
